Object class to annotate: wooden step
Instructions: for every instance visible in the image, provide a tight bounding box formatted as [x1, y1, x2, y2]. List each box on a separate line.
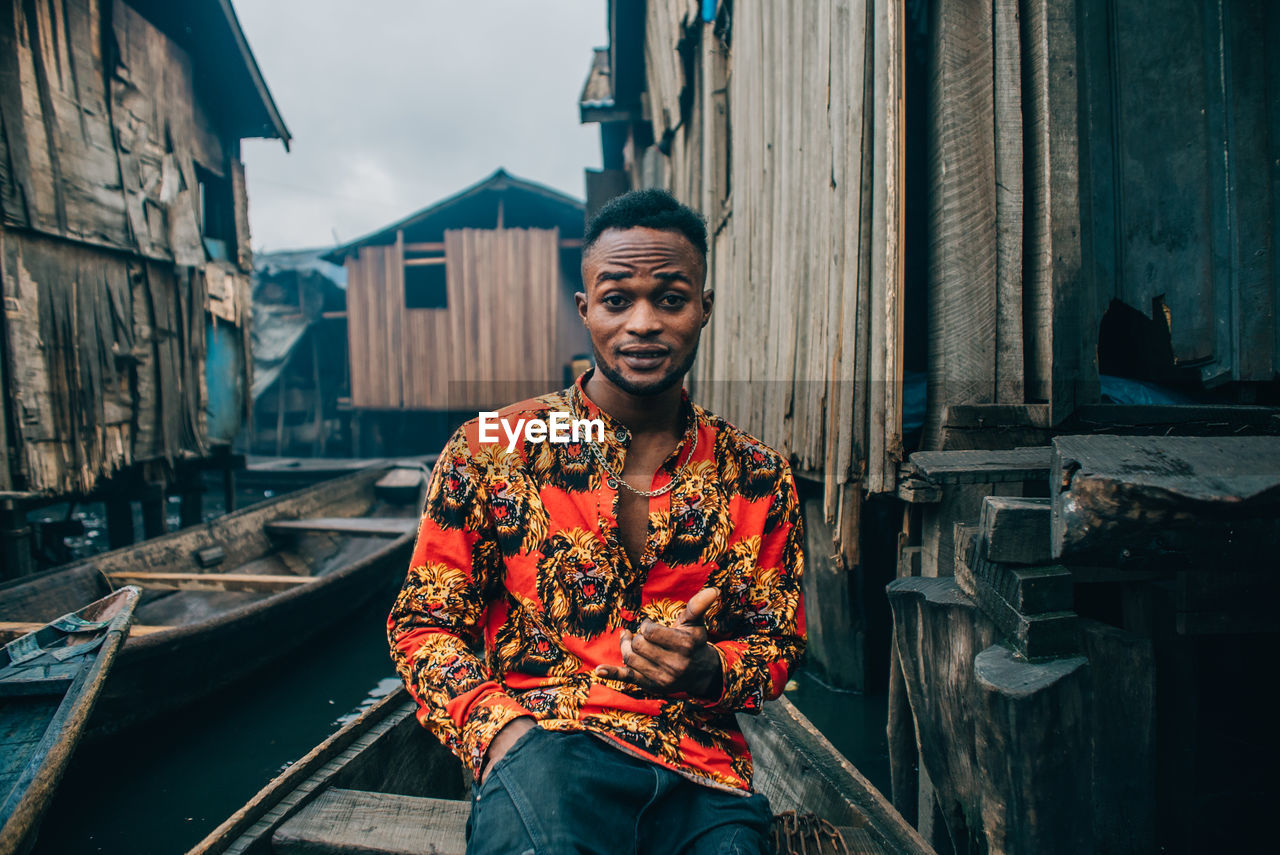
[954, 524, 1077, 660]
[265, 517, 419, 538]
[272, 788, 468, 855]
[105, 572, 313, 593]
[903, 447, 1052, 486]
[954, 525, 1073, 615]
[979, 495, 1052, 565]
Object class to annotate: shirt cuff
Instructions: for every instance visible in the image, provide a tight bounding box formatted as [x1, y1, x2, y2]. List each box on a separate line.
[460, 690, 534, 780]
[687, 640, 741, 713]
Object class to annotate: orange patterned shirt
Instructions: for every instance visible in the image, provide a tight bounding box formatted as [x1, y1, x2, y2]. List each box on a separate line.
[388, 373, 806, 792]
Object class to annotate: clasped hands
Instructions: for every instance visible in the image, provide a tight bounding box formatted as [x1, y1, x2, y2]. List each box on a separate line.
[594, 586, 723, 700]
[479, 588, 724, 785]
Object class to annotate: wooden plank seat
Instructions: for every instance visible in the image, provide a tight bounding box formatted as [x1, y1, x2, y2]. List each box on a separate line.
[105, 572, 313, 593]
[265, 518, 419, 538]
[270, 787, 883, 855]
[272, 788, 469, 855]
[0, 620, 168, 641]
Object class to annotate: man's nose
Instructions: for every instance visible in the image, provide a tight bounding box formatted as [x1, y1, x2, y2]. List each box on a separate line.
[624, 301, 662, 336]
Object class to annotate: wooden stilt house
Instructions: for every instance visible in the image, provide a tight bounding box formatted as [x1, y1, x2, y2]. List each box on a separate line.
[0, 0, 288, 575]
[585, 1, 1280, 852]
[323, 169, 590, 456]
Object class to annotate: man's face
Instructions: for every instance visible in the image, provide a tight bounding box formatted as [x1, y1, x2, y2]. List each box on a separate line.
[576, 227, 713, 397]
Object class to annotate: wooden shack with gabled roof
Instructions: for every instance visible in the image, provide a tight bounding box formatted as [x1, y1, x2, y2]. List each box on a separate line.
[0, 0, 288, 575]
[324, 169, 590, 456]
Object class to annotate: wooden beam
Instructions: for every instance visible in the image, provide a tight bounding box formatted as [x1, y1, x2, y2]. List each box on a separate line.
[403, 238, 583, 254]
[105, 572, 312, 593]
[1051, 435, 1280, 566]
[265, 517, 418, 537]
[403, 257, 446, 267]
[0, 620, 169, 639]
[905, 447, 1052, 486]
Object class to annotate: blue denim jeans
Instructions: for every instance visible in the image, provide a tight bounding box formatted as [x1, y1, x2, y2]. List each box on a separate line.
[465, 727, 773, 855]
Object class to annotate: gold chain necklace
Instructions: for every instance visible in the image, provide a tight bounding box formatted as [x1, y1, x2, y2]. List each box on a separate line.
[589, 427, 699, 498]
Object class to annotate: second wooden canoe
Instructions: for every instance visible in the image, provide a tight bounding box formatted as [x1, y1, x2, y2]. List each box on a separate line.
[0, 587, 139, 855]
[0, 465, 423, 739]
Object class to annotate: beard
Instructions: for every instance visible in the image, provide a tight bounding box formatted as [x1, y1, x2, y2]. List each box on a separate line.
[593, 341, 699, 397]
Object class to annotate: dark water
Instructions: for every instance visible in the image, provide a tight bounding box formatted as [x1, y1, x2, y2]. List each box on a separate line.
[31, 597, 399, 855]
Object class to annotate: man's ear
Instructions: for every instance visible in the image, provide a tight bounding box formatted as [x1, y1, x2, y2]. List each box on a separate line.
[575, 291, 588, 323]
[700, 290, 714, 327]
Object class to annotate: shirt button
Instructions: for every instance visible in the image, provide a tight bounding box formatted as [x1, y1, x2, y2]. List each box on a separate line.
[615, 427, 630, 444]
[606, 477, 619, 489]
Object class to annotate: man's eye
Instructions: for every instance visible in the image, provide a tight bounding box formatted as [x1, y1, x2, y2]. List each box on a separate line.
[601, 295, 627, 308]
[660, 294, 688, 307]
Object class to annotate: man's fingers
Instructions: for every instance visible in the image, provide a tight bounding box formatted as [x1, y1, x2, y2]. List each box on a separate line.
[595, 662, 656, 689]
[677, 587, 720, 627]
[629, 632, 685, 671]
[636, 623, 704, 652]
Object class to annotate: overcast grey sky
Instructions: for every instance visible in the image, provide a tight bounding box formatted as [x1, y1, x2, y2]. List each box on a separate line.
[234, 1, 606, 252]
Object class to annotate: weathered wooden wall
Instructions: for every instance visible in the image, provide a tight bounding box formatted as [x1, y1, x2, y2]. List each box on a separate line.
[346, 228, 563, 412]
[0, 0, 255, 496]
[628, 0, 905, 513]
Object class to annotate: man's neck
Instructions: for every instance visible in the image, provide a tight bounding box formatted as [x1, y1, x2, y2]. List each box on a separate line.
[584, 372, 685, 438]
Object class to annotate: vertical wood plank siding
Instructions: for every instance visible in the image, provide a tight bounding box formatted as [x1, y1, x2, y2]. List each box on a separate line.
[346, 228, 561, 412]
[633, 0, 904, 511]
[0, 0, 256, 495]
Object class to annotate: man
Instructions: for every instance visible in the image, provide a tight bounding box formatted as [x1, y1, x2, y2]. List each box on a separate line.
[389, 189, 806, 855]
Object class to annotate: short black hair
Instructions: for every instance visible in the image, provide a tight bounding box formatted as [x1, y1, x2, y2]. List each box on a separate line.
[582, 189, 708, 259]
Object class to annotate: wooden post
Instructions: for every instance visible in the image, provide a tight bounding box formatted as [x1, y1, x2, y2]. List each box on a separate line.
[140, 481, 167, 540]
[0, 502, 35, 579]
[800, 487, 864, 690]
[223, 455, 237, 514]
[105, 494, 135, 549]
[311, 329, 325, 456]
[179, 472, 204, 529]
[275, 371, 287, 457]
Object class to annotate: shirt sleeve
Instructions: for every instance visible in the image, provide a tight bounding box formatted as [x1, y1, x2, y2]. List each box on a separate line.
[697, 466, 807, 715]
[388, 425, 531, 778]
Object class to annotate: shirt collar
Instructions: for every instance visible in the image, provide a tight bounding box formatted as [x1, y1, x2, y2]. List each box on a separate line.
[570, 370, 698, 464]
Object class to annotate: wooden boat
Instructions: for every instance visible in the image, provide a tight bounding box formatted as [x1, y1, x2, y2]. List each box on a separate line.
[0, 587, 139, 855]
[0, 465, 424, 739]
[240, 455, 437, 489]
[191, 686, 934, 855]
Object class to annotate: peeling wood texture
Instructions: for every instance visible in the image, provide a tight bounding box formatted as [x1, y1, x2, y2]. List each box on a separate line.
[0, 0, 257, 496]
[623, 0, 905, 517]
[1050, 435, 1280, 567]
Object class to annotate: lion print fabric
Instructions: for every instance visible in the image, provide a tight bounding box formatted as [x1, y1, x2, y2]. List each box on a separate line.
[388, 374, 806, 793]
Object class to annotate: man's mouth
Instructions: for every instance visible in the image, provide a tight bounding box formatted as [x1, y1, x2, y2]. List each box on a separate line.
[618, 348, 670, 370]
